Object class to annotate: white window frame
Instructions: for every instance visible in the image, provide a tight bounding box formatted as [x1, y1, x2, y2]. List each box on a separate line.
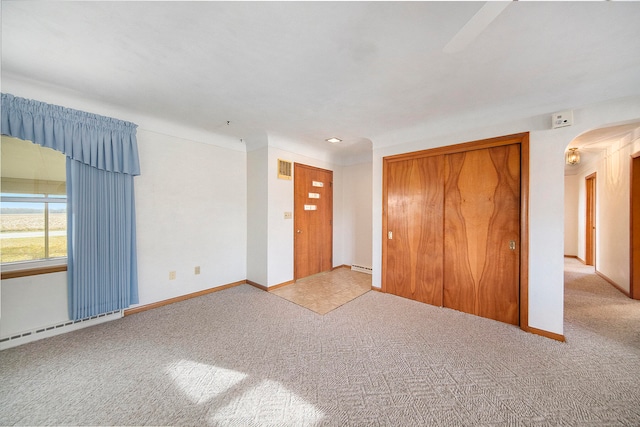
[1, 193, 68, 272]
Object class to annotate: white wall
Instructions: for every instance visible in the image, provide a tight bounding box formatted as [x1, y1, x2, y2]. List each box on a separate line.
[246, 147, 269, 286]
[133, 129, 247, 306]
[245, 141, 372, 288]
[564, 175, 579, 256]
[0, 272, 68, 337]
[1, 79, 248, 338]
[342, 161, 373, 269]
[571, 126, 640, 293]
[265, 143, 344, 287]
[0, 78, 374, 339]
[371, 95, 640, 336]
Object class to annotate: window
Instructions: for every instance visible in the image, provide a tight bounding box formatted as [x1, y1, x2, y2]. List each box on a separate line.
[1, 135, 67, 266]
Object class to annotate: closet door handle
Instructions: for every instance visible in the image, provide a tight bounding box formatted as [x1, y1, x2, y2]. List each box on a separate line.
[388, 231, 393, 240]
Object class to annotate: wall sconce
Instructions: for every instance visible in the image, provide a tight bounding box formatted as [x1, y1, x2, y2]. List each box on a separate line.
[566, 148, 580, 165]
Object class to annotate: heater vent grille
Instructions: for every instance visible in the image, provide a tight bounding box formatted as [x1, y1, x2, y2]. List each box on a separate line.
[351, 265, 373, 274]
[0, 310, 122, 350]
[278, 159, 292, 180]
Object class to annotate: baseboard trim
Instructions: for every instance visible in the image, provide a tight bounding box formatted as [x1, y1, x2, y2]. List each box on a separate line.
[595, 270, 630, 297]
[576, 257, 586, 264]
[523, 325, 565, 342]
[267, 280, 294, 291]
[246, 280, 268, 291]
[564, 255, 578, 259]
[371, 286, 383, 292]
[123, 280, 246, 316]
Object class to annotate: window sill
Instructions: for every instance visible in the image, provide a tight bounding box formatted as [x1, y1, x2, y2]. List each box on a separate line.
[1, 262, 68, 280]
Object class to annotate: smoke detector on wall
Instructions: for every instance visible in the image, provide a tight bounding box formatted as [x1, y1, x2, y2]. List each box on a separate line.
[552, 110, 574, 129]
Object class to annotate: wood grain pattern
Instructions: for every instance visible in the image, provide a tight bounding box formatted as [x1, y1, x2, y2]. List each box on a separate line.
[384, 156, 444, 306]
[294, 163, 333, 280]
[443, 145, 520, 325]
[382, 133, 528, 328]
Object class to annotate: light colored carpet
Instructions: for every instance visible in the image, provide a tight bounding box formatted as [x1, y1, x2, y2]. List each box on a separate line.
[1, 258, 640, 426]
[269, 268, 371, 314]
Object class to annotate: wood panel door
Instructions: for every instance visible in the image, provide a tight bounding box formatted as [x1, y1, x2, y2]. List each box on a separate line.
[294, 163, 333, 280]
[384, 156, 444, 306]
[443, 144, 521, 325]
[585, 173, 596, 266]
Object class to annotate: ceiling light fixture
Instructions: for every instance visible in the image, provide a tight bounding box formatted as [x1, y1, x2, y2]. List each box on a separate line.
[326, 137, 342, 143]
[566, 148, 580, 165]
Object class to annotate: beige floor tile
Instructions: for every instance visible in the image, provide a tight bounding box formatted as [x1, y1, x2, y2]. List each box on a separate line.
[270, 268, 372, 314]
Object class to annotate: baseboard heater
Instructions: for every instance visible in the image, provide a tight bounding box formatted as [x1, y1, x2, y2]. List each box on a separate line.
[0, 310, 122, 350]
[351, 264, 373, 274]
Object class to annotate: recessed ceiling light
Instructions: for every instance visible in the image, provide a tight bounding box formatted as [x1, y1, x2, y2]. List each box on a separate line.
[326, 137, 342, 143]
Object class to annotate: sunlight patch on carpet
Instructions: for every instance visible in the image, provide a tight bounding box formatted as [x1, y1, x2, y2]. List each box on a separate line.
[209, 379, 325, 425]
[166, 360, 247, 405]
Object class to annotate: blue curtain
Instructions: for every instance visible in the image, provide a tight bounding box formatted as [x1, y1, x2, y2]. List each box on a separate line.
[1, 93, 140, 320]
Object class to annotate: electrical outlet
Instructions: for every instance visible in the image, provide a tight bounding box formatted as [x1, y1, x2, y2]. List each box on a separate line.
[169, 271, 176, 280]
[195, 266, 200, 275]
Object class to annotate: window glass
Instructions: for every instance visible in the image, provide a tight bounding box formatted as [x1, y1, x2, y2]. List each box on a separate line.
[1, 136, 67, 265]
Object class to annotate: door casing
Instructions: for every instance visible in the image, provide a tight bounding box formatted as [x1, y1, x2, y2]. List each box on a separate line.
[585, 173, 596, 267]
[631, 153, 640, 299]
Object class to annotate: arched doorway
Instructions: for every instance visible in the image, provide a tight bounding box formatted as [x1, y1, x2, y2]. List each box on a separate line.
[564, 121, 640, 298]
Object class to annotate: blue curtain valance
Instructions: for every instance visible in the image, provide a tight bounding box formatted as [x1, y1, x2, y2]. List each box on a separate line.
[1, 93, 140, 176]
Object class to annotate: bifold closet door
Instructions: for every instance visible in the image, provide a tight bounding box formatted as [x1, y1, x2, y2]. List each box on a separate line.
[385, 156, 444, 306]
[443, 144, 520, 325]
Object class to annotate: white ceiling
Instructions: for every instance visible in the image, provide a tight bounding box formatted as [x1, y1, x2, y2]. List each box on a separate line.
[2, 1, 640, 161]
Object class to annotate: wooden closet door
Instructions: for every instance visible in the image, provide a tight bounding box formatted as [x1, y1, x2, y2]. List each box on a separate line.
[443, 144, 520, 325]
[384, 156, 444, 306]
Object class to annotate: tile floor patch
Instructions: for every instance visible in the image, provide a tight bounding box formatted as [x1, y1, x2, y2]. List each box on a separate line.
[270, 268, 371, 314]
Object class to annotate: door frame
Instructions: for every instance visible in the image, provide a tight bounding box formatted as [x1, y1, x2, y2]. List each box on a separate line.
[382, 132, 530, 331]
[631, 153, 640, 299]
[585, 173, 596, 267]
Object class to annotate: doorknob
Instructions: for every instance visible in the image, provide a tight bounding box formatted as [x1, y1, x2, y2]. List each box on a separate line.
[297, 229, 302, 234]
[509, 240, 516, 250]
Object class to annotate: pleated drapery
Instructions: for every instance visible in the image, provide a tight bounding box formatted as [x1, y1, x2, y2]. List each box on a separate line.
[66, 159, 139, 319]
[1, 93, 140, 320]
[1, 93, 140, 175]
